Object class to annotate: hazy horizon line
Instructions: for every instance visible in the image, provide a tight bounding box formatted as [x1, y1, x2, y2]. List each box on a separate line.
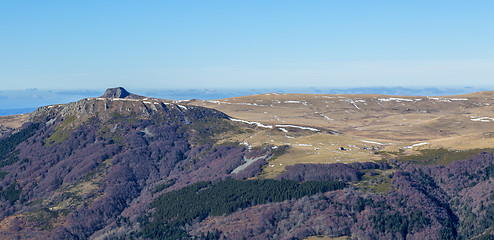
[0, 86, 491, 116]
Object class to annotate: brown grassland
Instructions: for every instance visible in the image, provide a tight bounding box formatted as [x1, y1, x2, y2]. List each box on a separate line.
[188, 91, 494, 177]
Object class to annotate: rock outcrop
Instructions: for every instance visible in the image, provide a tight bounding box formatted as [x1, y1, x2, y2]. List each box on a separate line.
[99, 87, 144, 99]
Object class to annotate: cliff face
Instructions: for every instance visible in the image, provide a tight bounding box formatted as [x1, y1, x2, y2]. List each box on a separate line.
[0, 88, 273, 239]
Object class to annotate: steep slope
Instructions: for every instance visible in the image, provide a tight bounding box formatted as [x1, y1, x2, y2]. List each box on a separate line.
[0, 88, 274, 239]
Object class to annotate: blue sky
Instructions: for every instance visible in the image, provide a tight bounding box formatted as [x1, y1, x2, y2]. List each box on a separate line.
[1, 1, 493, 90]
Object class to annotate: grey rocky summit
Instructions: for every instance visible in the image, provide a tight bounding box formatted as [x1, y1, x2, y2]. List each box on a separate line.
[99, 87, 144, 99]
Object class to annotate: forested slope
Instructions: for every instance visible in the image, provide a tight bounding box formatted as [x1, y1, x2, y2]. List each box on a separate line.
[0, 89, 275, 239]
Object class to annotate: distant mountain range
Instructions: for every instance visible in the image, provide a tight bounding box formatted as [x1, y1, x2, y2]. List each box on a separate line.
[0, 86, 487, 116]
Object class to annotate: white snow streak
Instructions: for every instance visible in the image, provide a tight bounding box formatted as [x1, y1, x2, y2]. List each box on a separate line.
[229, 118, 273, 128]
[322, 115, 334, 121]
[293, 143, 313, 147]
[378, 98, 413, 102]
[470, 116, 494, 122]
[111, 98, 140, 102]
[275, 124, 320, 132]
[278, 128, 289, 133]
[405, 142, 429, 149]
[360, 140, 385, 145]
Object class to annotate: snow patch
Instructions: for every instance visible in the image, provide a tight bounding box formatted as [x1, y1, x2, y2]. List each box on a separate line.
[470, 116, 494, 122]
[348, 100, 361, 109]
[240, 141, 252, 150]
[405, 142, 429, 149]
[278, 128, 288, 133]
[293, 143, 312, 147]
[275, 124, 319, 132]
[172, 100, 191, 103]
[238, 102, 259, 106]
[428, 97, 467, 102]
[229, 118, 273, 128]
[111, 98, 140, 102]
[378, 98, 413, 102]
[360, 140, 385, 145]
[322, 115, 334, 121]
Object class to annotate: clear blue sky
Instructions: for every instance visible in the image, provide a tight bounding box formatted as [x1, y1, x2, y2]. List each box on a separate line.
[1, 1, 493, 90]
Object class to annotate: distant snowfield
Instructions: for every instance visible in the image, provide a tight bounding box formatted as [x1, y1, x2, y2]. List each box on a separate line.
[206, 100, 272, 107]
[378, 97, 414, 102]
[428, 97, 469, 102]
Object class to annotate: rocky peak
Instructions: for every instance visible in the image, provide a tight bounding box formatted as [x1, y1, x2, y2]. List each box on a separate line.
[99, 87, 143, 99]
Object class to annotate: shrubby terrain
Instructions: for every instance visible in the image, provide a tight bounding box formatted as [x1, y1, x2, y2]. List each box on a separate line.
[0, 89, 274, 239]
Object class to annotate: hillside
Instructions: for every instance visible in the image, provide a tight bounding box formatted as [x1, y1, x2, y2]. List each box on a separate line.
[189, 92, 494, 177]
[0, 114, 28, 137]
[0, 88, 493, 239]
[0, 88, 275, 239]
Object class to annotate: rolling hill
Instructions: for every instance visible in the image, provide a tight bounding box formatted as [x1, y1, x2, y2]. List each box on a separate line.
[188, 91, 494, 177]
